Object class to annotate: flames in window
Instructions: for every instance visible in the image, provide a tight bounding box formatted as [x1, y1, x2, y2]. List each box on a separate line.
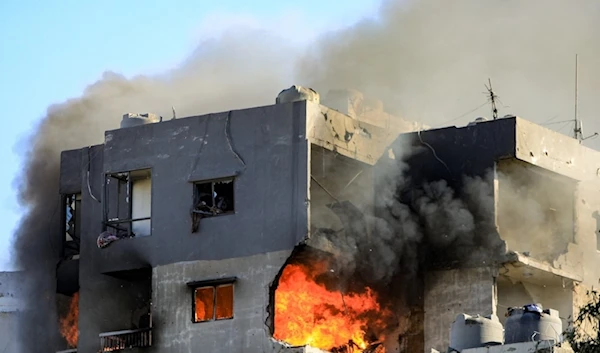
[273, 261, 391, 351]
[60, 292, 79, 348]
[194, 284, 234, 322]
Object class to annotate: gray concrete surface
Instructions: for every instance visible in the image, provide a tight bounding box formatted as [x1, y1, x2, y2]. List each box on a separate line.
[149, 250, 292, 353]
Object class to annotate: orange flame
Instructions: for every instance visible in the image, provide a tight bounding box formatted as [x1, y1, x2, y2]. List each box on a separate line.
[274, 262, 387, 351]
[60, 292, 79, 348]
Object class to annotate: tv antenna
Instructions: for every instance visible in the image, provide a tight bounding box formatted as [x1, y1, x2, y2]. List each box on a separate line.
[573, 54, 598, 143]
[573, 54, 581, 140]
[484, 78, 499, 120]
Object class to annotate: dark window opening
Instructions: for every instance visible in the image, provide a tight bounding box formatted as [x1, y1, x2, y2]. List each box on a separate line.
[191, 178, 235, 232]
[188, 277, 236, 323]
[63, 194, 81, 259]
[103, 169, 152, 241]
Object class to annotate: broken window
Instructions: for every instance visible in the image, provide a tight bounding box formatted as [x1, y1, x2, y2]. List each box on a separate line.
[187, 278, 235, 323]
[104, 169, 152, 239]
[64, 194, 81, 259]
[191, 178, 235, 232]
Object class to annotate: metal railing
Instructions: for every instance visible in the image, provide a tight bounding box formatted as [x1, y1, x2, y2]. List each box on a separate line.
[99, 327, 152, 351]
[56, 349, 77, 353]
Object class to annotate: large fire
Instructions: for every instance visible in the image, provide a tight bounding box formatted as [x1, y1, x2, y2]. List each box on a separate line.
[274, 262, 390, 351]
[60, 292, 79, 348]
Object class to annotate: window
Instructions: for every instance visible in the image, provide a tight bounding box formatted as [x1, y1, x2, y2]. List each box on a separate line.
[191, 178, 235, 232]
[64, 193, 81, 259]
[187, 278, 236, 323]
[104, 169, 152, 237]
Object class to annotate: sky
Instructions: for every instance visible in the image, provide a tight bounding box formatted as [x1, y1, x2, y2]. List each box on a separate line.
[0, 0, 382, 270]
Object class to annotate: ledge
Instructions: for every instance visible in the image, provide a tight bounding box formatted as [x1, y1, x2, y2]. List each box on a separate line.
[501, 251, 582, 286]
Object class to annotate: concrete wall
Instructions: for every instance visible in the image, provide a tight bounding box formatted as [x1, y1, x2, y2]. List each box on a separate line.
[149, 250, 292, 353]
[75, 145, 154, 353]
[424, 267, 497, 353]
[387, 118, 517, 192]
[496, 159, 576, 263]
[571, 180, 600, 284]
[95, 101, 309, 273]
[496, 277, 573, 328]
[131, 177, 152, 237]
[0, 272, 23, 353]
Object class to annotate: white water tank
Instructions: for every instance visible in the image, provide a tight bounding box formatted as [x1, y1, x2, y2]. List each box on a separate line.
[449, 313, 504, 351]
[276, 85, 320, 104]
[120, 113, 162, 129]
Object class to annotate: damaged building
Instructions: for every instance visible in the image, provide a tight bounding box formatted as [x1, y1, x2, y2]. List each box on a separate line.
[51, 86, 600, 353]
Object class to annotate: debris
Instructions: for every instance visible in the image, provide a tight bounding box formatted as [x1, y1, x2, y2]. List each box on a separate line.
[97, 231, 132, 249]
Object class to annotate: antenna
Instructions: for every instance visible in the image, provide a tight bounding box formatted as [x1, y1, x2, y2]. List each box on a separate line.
[574, 54, 581, 141]
[572, 54, 598, 144]
[484, 78, 499, 120]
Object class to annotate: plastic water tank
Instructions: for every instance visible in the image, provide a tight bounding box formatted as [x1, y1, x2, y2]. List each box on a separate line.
[275, 85, 320, 104]
[120, 113, 162, 129]
[449, 313, 504, 351]
[504, 306, 563, 344]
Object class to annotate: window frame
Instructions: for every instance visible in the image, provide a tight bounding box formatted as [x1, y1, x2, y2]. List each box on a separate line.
[103, 168, 153, 237]
[187, 277, 237, 324]
[191, 177, 236, 233]
[62, 193, 82, 259]
[192, 177, 236, 216]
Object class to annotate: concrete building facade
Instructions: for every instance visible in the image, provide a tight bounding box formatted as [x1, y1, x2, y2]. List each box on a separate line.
[382, 117, 600, 352]
[52, 88, 600, 353]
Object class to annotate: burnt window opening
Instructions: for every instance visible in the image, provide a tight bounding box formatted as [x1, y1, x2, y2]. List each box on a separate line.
[104, 169, 152, 239]
[63, 194, 81, 259]
[187, 277, 236, 323]
[191, 178, 235, 232]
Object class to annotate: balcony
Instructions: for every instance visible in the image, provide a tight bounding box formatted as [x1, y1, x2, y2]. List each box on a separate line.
[99, 328, 152, 351]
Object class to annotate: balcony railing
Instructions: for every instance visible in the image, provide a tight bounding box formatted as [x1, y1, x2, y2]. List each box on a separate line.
[99, 327, 152, 351]
[56, 349, 77, 353]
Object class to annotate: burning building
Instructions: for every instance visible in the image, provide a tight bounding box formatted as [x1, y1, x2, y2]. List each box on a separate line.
[36, 86, 600, 352]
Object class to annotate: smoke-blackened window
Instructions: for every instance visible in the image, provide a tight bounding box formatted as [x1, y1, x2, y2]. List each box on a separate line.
[188, 278, 236, 323]
[191, 178, 235, 232]
[104, 169, 152, 238]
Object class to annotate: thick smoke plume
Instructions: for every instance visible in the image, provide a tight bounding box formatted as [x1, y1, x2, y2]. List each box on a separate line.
[311, 144, 501, 288]
[12, 0, 600, 351]
[299, 0, 600, 148]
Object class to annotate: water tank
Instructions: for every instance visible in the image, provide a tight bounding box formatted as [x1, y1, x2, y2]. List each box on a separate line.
[276, 85, 320, 104]
[449, 313, 504, 351]
[504, 305, 562, 344]
[467, 117, 488, 126]
[120, 113, 162, 129]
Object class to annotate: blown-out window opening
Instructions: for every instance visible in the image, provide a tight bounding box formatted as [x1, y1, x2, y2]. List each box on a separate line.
[100, 169, 152, 247]
[63, 193, 82, 259]
[191, 177, 235, 232]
